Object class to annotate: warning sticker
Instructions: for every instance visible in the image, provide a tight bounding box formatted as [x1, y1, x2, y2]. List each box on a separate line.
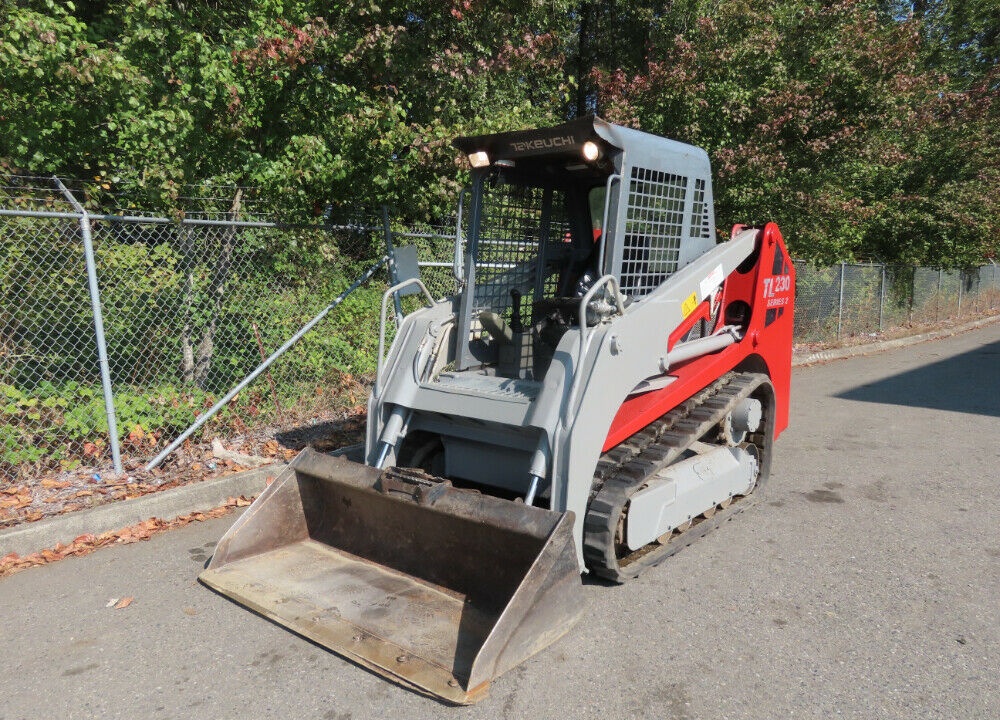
[699, 264, 725, 301]
[681, 292, 699, 318]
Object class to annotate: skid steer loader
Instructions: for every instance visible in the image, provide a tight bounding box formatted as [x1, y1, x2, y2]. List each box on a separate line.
[200, 116, 795, 703]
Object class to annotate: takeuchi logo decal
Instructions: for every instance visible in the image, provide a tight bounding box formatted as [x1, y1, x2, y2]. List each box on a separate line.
[510, 135, 576, 153]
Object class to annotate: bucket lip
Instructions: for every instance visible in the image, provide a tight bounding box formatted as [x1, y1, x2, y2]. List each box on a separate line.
[199, 564, 488, 705]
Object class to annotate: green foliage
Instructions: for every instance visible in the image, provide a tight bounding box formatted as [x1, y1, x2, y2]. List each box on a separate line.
[3, 0, 995, 265]
[0, 0, 996, 277]
[0, 379, 203, 468]
[881, 0, 1000, 86]
[1, 0, 576, 217]
[0, 368, 365, 471]
[589, 0, 999, 267]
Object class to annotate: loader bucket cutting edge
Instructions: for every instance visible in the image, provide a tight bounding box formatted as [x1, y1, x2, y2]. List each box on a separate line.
[199, 448, 583, 704]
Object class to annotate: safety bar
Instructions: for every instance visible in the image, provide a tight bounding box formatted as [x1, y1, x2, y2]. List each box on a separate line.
[563, 275, 626, 423]
[375, 278, 436, 398]
[453, 188, 466, 283]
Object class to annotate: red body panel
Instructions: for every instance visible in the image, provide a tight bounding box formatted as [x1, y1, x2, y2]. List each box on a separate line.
[603, 223, 794, 452]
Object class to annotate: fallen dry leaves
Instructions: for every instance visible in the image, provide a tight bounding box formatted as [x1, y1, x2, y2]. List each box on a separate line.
[0, 487, 33, 511]
[1, 405, 369, 531]
[40, 479, 72, 490]
[0, 495, 255, 579]
[1, 453, 266, 530]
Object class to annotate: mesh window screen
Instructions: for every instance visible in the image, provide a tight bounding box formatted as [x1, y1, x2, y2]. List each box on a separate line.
[690, 178, 711, 240]
[620, 167, 687, 298]
[471, 183, 568, 332]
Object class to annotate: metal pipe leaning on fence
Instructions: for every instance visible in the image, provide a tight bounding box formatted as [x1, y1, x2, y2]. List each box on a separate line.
[144, 256, 389, 471]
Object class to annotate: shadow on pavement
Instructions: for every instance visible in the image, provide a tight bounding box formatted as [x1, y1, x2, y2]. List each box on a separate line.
[835, 339, 1000, 417]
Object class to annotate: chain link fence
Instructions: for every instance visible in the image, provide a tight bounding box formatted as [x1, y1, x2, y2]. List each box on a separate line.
[793, 262, 1000, 343]
[2, 177, 392, 481]
[3, 178, 1000, 483]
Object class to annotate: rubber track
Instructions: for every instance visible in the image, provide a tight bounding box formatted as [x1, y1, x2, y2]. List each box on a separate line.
[583, 372, 771, 582]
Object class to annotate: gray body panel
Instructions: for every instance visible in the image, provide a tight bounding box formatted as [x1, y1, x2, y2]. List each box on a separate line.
[369, 229, 758, 568]
[625, 445, 757, 550]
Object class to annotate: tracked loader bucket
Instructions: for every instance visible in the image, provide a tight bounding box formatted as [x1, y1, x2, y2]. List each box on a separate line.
[200, 449, 583, 704]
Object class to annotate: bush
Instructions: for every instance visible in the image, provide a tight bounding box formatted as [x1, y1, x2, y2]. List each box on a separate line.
[0, 380, 212, 471]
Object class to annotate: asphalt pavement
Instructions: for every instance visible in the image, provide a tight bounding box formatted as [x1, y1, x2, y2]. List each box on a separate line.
[2, 322, 999, 720]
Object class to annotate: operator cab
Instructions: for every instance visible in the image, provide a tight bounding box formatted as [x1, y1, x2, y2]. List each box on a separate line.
[451, 117, 622, 380]
[447, 115, 718, 383]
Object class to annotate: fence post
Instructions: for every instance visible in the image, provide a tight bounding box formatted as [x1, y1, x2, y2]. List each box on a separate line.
[958, 270, 963, 317]
[990, 260, 997, 310]
[936, 268, 942, 321]
[54, 177, 123, 475]
[878, 264, 885, 332]
[906, 267, 912, 324]
[837, 261, 845, 340]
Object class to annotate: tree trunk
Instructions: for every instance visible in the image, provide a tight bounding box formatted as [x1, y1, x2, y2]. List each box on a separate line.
[180, 188, 242, 389]
[575, 1, 594, 118]
[179, 225, 197, 385]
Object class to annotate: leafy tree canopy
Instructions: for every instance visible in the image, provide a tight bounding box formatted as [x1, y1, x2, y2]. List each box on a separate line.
[1, 0, 996, 265]
[1, 0, 574, 217]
